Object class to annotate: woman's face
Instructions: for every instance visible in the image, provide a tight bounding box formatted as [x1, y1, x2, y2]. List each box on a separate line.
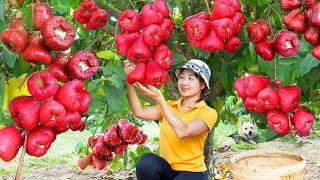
[177, 69, 206, 98]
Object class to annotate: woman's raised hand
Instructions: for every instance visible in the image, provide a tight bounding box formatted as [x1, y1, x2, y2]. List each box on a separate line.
[133, 82, 165, 103]
[123, 60, 135, 74]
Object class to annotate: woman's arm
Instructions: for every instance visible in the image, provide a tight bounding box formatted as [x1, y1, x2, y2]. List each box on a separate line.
[135, 83, 209, 139]
[127, 82, 161, 120]
[124, 60, 161, 120]
[158, 97, 209, 139]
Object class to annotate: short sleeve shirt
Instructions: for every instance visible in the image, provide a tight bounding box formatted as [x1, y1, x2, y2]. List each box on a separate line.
[157, 98, 218, 172]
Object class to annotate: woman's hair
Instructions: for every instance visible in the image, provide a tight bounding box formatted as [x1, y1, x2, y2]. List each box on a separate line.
[179, 69, 208, 102]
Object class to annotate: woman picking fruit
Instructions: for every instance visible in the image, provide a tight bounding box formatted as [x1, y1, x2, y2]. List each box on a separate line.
[124, 59, 218, 180]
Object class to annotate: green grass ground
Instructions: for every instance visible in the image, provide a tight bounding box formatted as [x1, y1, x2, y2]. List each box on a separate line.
[0, 130, 92, 177]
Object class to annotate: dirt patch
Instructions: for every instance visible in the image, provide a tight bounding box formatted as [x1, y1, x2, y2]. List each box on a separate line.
[3, 137, 319, 179]
[2, 166, 137, 180]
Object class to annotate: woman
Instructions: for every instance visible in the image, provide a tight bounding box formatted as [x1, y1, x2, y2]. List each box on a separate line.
[124, 59, 218, 180]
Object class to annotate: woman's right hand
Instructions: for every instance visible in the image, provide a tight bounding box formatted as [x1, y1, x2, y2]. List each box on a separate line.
[123, 60, 135, 74]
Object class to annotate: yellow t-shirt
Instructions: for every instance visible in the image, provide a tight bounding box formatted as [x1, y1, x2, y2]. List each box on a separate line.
[157, 98, 218, 172]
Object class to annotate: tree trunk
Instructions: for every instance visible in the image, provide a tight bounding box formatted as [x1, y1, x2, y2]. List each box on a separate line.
[204, 129, 216, 178]
[166, 73, 180, 100]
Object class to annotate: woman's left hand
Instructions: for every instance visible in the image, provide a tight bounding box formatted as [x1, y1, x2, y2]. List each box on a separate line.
[133, 82, 165, 103]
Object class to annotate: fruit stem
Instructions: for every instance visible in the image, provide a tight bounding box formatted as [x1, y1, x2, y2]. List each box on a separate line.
[93, 126, 99, 136]
[269, 5, 285, 29]
[287, 113, 296, 139]
[110, 24, 118, 50]
[128, 1, 137, 11]
[108, 115, 116, 128]
[15, 131, 28, 180]
[274, 55, 277, 81]
[204, 0, 211, 14]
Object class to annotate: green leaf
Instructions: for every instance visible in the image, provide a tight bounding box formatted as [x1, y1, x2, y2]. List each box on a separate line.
[51, 0, 70, 15]
[0, 74, 5, 113]
[225, 112, 238, 125]
[96, 50, 120, 62]
[87, 79, 103, 92]
[129, 146, 152, 168]
[75, 141, 89, 157]
[22, 4, 33, 32]
[231, 141, 257, 151]
[99, 64, 127, 113]
[109, 156, 124, 171]
[0, 20, 6, 31]
[300, 37, 311, 52]
[242, 0, 259, 7]
[0, 114, 14, 127]
[298, 53, 320, 77]
[68, 0, 81, 9]
[84, 36, 102, 51]
[221, 60, 235, 93]
[88, 86, 108, 113]
[309, 101, 320, 114]
[237, 48, 252, 72]
[199, 50, 211, 60]
[3, 47, 18, 68]
[171, 53, 186, 71]
[90, 91, 107, 107]
[100, 64, 126, 88]
[123, 150, 128, 169]
[276, 64, 292, 85]
[11, 56, 32, 76]
[0, 0, 4, 21]
[104, 84, 127, 113]
[249, 42, 257, 61]
[257, 56, 273, 78]
[298, 67, 320, 100]
[171, 2, 183, 26]
[213, 97, 225, 115]
[278, 56, 299, 65]
[265, 127, 281, 141]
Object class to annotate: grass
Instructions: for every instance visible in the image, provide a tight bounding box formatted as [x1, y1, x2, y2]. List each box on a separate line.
[0, 130, 92, 177]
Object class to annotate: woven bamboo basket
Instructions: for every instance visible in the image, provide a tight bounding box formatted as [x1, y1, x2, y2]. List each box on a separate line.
[229, 150, 306, 180]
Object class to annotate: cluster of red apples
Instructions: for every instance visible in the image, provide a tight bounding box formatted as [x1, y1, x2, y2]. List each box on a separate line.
[115, 0, 174, 86]
[183, 0, 245, 53]
[73, 0, 109, 30]
[234, 74, 315, 137]
[77, 119, 147, 170]
[281, 0, 320, 59]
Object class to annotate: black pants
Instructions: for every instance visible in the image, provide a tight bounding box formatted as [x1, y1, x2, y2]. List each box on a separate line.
[136, 153, 209, 180]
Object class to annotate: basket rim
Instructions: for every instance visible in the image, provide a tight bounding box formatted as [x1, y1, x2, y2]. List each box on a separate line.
[230, 150, 306, 170]
[229, 166, 306, 176]
[229, 169, 305, 178]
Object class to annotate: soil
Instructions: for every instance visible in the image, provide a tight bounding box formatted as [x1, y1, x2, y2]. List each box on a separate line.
[2, 167, 137, 180]
[3, 137, 319, 180]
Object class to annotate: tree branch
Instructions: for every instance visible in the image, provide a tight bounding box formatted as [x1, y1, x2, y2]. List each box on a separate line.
[15, 131, 28, 180]
[94, 1, 121, 18]
[204, 0, 211, 13]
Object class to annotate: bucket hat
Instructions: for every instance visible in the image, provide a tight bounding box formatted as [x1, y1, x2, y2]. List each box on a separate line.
[174, 59, 211, 96]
